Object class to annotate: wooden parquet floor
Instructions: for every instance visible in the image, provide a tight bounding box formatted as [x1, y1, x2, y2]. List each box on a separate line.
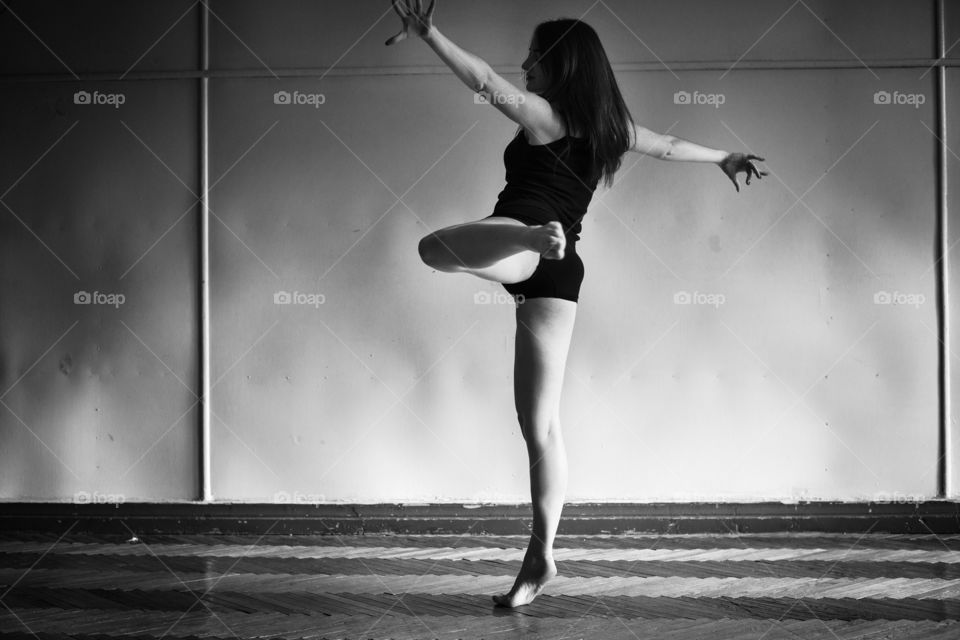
[2, 531, 960, 639]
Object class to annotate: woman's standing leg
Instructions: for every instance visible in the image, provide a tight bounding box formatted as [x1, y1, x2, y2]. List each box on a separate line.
[493, 296, 577, 607]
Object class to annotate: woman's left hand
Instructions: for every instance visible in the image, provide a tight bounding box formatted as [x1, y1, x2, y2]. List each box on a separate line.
[718, 152, 768, 192]
[385, 0, 437, 46]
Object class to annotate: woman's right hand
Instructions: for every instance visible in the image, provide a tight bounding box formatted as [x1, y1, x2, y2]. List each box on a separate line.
[385, 0, 437, 46]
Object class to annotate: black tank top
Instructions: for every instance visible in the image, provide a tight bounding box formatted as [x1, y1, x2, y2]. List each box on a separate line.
[492, 129, 601, 242]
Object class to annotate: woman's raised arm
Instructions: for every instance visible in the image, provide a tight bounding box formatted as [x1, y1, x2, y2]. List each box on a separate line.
[385, 0, 561, 138]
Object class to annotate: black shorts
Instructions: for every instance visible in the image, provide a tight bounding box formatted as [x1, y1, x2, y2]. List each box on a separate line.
[485, 212, 585, 303]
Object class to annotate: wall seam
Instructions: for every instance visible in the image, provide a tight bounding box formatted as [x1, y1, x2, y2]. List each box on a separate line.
[3, 60, 960, 84]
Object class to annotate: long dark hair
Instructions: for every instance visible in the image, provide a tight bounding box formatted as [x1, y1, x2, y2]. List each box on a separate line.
[530, 18, 633, 188]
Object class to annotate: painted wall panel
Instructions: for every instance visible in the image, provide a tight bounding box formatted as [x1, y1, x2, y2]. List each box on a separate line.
[947, 67, 960, 496]
[0, 81, 200, 501]
[209, 0, 931, 71]
[574, 67, 939, 500]
[0, 0, 198, 75]
[947, 0, 960, 60]
[208, 75, 528, 502]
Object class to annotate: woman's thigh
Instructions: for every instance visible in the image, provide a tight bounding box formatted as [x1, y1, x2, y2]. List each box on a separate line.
[437, 215, 532, 234]
[434, 216, 541, 284]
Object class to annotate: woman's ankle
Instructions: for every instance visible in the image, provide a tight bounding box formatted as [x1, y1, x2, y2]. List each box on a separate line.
[525, 538, 554, 560]
[516, 225, 539, 253]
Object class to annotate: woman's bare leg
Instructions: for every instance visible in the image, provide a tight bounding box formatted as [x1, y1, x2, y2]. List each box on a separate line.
[493, 297, 576, 607]
[418, 218, 566, 284]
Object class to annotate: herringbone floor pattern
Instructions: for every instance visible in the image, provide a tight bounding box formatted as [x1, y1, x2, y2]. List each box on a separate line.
[2, 531, 959, 639]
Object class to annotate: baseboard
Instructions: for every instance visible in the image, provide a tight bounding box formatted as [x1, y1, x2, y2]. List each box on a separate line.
[1, 501, 959, 535]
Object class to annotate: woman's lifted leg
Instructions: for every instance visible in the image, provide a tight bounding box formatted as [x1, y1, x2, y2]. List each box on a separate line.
[418, 218, 566, 284]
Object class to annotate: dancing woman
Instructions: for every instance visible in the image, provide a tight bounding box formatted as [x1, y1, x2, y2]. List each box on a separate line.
[386, 0, 766, 607]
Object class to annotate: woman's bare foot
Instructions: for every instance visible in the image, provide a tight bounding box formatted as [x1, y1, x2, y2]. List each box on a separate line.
[492, 552, 557, 608]
[526, 221, 566, 260]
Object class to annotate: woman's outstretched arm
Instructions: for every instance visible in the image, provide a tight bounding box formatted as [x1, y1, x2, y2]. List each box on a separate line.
[630, 124, 726, 162]
[630, 123, 768, 192]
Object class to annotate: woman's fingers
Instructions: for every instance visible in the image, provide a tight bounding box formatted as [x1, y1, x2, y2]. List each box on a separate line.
[736, 157, 768, 189]
[385, 30, 408, 46]
[386, 0, 411, 46]
[746, 158, 768, 180]
[745, 155, 769, 179]
[386, 0, 433, 44]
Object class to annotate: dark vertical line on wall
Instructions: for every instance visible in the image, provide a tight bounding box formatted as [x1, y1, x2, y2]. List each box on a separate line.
[935, 0, 950, 498]
[200, 1, 212, 501]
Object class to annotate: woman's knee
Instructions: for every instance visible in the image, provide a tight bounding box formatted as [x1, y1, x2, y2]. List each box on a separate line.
[418, 233, 451, 269]
[517, 412, 562, 449]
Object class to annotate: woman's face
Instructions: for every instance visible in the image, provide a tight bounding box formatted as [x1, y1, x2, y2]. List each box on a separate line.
[522, 36, 550, 95]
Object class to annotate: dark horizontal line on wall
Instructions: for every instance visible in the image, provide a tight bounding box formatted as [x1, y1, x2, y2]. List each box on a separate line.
[0, 501, 958, 535]
[0, 58, 957, 83]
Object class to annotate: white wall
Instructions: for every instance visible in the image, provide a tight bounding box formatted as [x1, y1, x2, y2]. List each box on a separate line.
[1, 0, 957, 503]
